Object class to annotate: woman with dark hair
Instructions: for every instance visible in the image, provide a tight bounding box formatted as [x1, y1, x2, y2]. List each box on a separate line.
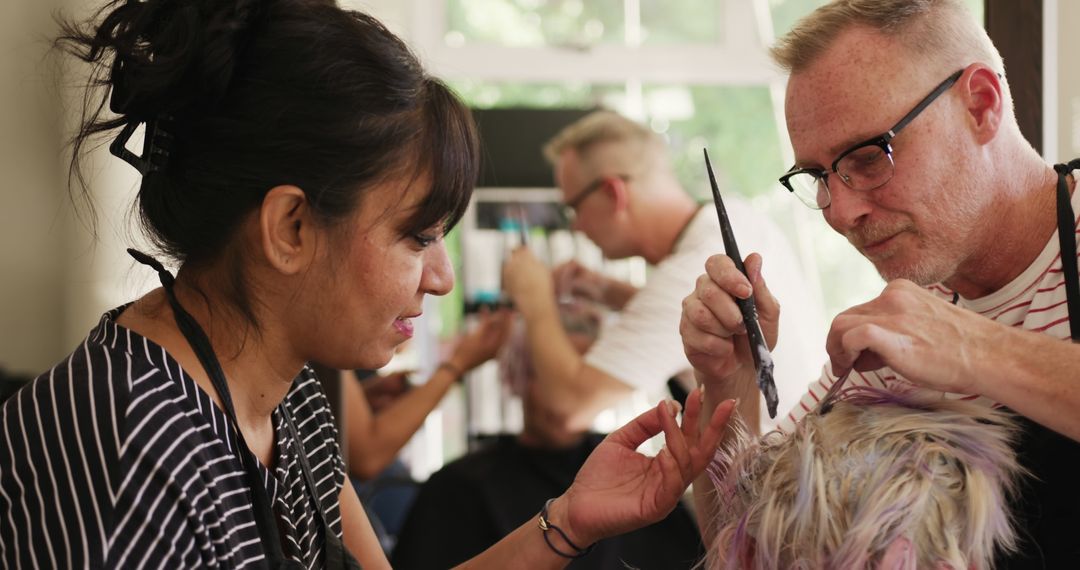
[0, 0, 734, 568]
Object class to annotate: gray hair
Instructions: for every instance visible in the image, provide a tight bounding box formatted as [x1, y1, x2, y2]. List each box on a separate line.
[770, 0, 1004, 75]
[542, 110, 665, 175]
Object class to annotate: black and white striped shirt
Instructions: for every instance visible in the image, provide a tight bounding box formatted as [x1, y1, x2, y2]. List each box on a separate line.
[0, 307, 346, 568]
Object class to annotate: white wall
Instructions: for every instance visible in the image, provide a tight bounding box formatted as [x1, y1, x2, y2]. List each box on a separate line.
[0, 0, 67, 374]
[0, 0, 154, 375]
[1056, 1, 1080, 163]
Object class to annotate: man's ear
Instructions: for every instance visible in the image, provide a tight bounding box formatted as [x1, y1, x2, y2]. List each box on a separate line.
[259, 185, 315, 275]
[606, 176, 632, 212]
[962, 64, 1003, 145]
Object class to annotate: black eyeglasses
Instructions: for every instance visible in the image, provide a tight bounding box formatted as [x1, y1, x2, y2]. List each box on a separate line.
[563, 174, 630, 215]
[779, 68, 964, 210]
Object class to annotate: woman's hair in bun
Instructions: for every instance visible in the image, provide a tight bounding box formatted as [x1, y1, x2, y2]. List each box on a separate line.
[57, 0, 477, 322]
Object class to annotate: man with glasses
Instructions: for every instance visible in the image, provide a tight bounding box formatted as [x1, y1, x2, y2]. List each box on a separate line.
[679, 1, 1079, 567]
[502, 110, 824, 437]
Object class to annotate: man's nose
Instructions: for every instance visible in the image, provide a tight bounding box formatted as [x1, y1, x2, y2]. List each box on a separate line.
[823, 181, 874, 234]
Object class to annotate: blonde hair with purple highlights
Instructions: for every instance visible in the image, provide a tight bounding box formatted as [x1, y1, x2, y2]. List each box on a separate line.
[707, 387, 1022, 569]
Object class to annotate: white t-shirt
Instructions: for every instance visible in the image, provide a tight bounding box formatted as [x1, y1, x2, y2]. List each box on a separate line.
[777, 187, 1080, 433]
[585, 199, 828, 430]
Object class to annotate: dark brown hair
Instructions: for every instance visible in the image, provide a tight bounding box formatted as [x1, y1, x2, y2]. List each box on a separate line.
[58, 0, 477, 322]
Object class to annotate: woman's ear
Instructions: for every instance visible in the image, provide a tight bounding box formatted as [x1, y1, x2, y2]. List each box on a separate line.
[259, 185, 315, 275]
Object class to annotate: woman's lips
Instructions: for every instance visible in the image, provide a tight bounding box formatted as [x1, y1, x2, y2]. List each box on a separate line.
[394, 318, 414, 338]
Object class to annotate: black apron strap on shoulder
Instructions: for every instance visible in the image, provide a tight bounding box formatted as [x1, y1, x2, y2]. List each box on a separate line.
[127, 249, 300, 569]
[127, 249, 242, 415]
[1053, 160, 1080, 342]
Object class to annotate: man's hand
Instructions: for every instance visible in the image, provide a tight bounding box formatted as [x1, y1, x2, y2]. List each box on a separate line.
[679, 252, 779, 390]
[826, 279, 1000, 396]
[502, 248, 557, 318]
[553, 260, 607, 303]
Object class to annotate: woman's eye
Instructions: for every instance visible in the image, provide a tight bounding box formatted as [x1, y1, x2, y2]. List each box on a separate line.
[413, 233, 437, 248]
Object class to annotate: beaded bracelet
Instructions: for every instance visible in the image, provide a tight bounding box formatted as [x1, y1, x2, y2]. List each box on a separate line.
[537, 499, 594, 559]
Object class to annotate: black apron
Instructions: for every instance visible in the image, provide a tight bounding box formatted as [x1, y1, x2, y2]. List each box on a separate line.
[997, 160, 1080, 569]
[130, 250, 362, 570]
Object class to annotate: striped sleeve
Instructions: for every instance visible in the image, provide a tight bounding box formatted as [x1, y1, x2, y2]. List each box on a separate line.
[0, 337, 131, 568]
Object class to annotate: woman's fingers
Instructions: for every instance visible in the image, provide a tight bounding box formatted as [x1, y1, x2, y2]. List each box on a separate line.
[606, 401, 665, 451]
[696, 399, 736, 469]
[657, 399, 693, 483]
[681, 387, 702, 446]
[606, 395, 735, 489]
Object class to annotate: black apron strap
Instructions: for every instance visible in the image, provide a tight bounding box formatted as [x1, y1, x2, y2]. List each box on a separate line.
[1052, 160, 1080, 342]
[282, 407, 361, 569]
[127, 250, 311, 570]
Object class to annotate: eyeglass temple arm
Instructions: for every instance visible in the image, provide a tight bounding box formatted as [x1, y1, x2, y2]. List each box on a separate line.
[888, 69, 965, 139]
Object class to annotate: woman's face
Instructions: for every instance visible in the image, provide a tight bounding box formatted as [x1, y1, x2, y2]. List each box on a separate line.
[294, 176, 455, 370]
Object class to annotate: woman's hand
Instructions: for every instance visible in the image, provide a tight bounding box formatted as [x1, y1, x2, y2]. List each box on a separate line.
[551, 387, 737, 546]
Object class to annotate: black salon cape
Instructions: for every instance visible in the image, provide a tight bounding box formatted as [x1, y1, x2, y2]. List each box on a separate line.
[999, 415, 1080, 569]
[391, 433, 704, 569]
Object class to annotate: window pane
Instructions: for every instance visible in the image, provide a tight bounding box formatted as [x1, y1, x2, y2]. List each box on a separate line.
[449, 79, 614, 108]
[446, 0, 723, 48]
[639, 1, 723, 45]
[768, 0, 829, 38]
[447, 0, 625, 48]
[648, 85, 783, 199]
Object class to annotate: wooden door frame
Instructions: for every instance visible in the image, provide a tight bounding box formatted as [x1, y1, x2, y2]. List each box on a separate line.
[985, 0, 1042, 153]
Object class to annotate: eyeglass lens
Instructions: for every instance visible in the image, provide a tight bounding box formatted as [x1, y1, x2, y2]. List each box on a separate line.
[786, 144, 895, 209]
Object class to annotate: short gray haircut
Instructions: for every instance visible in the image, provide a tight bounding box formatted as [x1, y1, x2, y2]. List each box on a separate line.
[542, 110, 664, 172]
[770, 0, 1004, 75]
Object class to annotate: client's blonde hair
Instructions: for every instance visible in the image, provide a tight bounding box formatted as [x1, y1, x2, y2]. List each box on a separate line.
[708, 387, 1022, 570]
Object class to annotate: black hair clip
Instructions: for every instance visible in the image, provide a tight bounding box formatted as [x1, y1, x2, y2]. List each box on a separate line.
[109, 115, 174, 176]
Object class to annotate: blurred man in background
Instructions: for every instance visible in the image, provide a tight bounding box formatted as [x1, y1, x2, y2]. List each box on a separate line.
[503, 110, 825, 434]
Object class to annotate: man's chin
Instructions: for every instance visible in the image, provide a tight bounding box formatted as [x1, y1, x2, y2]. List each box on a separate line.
[873, 258, 951, 286]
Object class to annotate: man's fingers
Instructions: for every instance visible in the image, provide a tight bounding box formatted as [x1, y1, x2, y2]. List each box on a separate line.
[743, 253, 780, 331]
[704, 254, 754, 301]
[682, 292, 737, 338]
